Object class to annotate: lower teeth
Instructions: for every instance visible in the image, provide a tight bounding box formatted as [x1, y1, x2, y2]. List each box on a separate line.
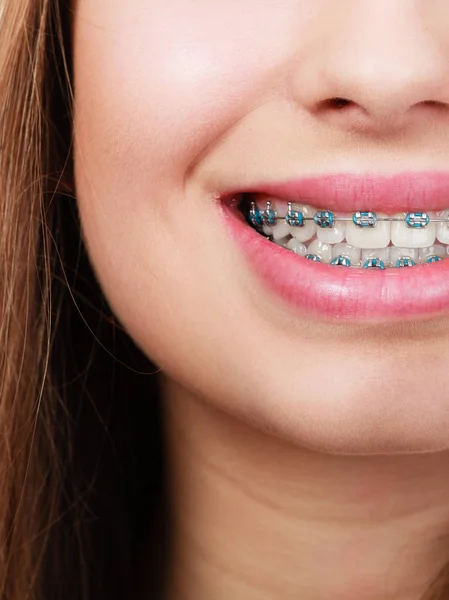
[270, 235, 446, 268]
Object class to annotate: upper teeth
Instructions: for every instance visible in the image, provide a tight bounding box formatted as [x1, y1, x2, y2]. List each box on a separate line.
[247, 201, 449, 250]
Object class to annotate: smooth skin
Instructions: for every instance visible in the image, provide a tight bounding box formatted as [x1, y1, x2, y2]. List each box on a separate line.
[73, 1, 449, 598]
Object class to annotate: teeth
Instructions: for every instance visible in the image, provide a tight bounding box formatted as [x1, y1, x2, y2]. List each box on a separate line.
[285, 238, 306, 255]
[277, 235, 292, 247]
[306, 239, 333, 263]
[362, 248, 390, 265]
[260, 201, 292, 239]
[290, 204, 317, 242]
[418, 245, 446, 263]
[391, 212, 436, 248]
[345, 213, 390, 249]
[317, 221, 346, 244]
[363, 258, 385, 269]
[437, 210, 449, 244]
[261, 201, 291, 239]
[270, 220, 291, 240]
[333, 243, 362, 266]
[247, 200, 449, 267]
[389, 247, 419, 267]
[261, 201, 278, 236]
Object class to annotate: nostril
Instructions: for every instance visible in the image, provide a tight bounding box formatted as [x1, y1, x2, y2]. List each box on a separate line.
[313, 97, 357, 115]
[420, 100, 448, 109]
[328, 98, 352, 108]
[320, 97, 353, 110]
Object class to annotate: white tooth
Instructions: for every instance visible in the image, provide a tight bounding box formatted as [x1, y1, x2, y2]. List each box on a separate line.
[262, 224, 273, 235]
[345, 213, 390, 249]
[418, 245, 446, 263]
[261, 200, 280, 236]
[317, 221, 346, 244]
[436, 210, 449, 244]
[290, 204, 317, 242]
[285, 238, 306, 255]
[362, 248, 390, 265]
[391, 213, 436, 248]
[307, 239, 332, 263]
[388, 247, 419, 267]
[333, 243, 361, 267]
[271, 220, 292, 240]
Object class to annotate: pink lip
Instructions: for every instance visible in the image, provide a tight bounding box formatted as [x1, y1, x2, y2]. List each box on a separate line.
[219, 172, 449, 322]
[238, 172, 449, 212]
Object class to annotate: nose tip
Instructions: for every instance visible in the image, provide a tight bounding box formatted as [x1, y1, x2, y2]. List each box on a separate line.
[291, 6, 449, 134]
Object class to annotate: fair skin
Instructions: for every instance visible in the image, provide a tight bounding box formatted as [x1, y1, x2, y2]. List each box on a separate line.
[163, 381, 449, 600]
[72, 1, 449, 598]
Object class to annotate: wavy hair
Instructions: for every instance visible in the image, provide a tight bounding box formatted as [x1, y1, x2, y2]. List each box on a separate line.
[0, 1, 164, 598]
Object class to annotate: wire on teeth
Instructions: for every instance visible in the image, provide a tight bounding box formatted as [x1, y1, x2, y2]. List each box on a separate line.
[247, 203, 449, 229]
[331, 256, 351, 267]
[396, 257, 415, 267]
[247, 202, 449, 268]
[363, 258, 385, 269]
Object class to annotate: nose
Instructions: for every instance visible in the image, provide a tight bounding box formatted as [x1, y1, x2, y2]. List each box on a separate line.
[291, 1, 449, 133]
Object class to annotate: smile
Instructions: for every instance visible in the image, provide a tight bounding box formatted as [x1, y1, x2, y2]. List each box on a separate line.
[244, 198, 449, 268]
[219, 172, 449, 321]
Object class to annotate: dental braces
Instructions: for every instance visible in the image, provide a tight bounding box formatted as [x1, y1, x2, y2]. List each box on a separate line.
[300, 253, 442, 269]
[247, 201, 449, 230]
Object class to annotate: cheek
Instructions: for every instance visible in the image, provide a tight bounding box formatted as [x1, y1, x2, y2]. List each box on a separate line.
[72, 0, 297, 187]
[73, 1, 283, 379]
[71, 0, 299, 354]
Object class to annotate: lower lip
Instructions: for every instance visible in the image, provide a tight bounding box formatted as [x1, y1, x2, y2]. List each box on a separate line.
[221, 202, 449, 322]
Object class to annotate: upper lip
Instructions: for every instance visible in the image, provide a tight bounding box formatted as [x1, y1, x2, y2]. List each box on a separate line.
[226, 172, 449, 213]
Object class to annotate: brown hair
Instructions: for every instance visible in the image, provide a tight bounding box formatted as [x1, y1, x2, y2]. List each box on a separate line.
[0, 1, 165, 598]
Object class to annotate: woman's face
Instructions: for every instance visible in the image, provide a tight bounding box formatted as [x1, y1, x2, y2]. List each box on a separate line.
[73, 0, 449, 454]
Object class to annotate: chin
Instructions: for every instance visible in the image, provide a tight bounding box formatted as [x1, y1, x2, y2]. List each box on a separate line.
[236, 363, 449, 456]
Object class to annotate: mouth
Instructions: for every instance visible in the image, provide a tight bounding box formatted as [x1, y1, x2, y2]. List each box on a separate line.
[242, 196, 449, 268]
[218, 172, 449, 321]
